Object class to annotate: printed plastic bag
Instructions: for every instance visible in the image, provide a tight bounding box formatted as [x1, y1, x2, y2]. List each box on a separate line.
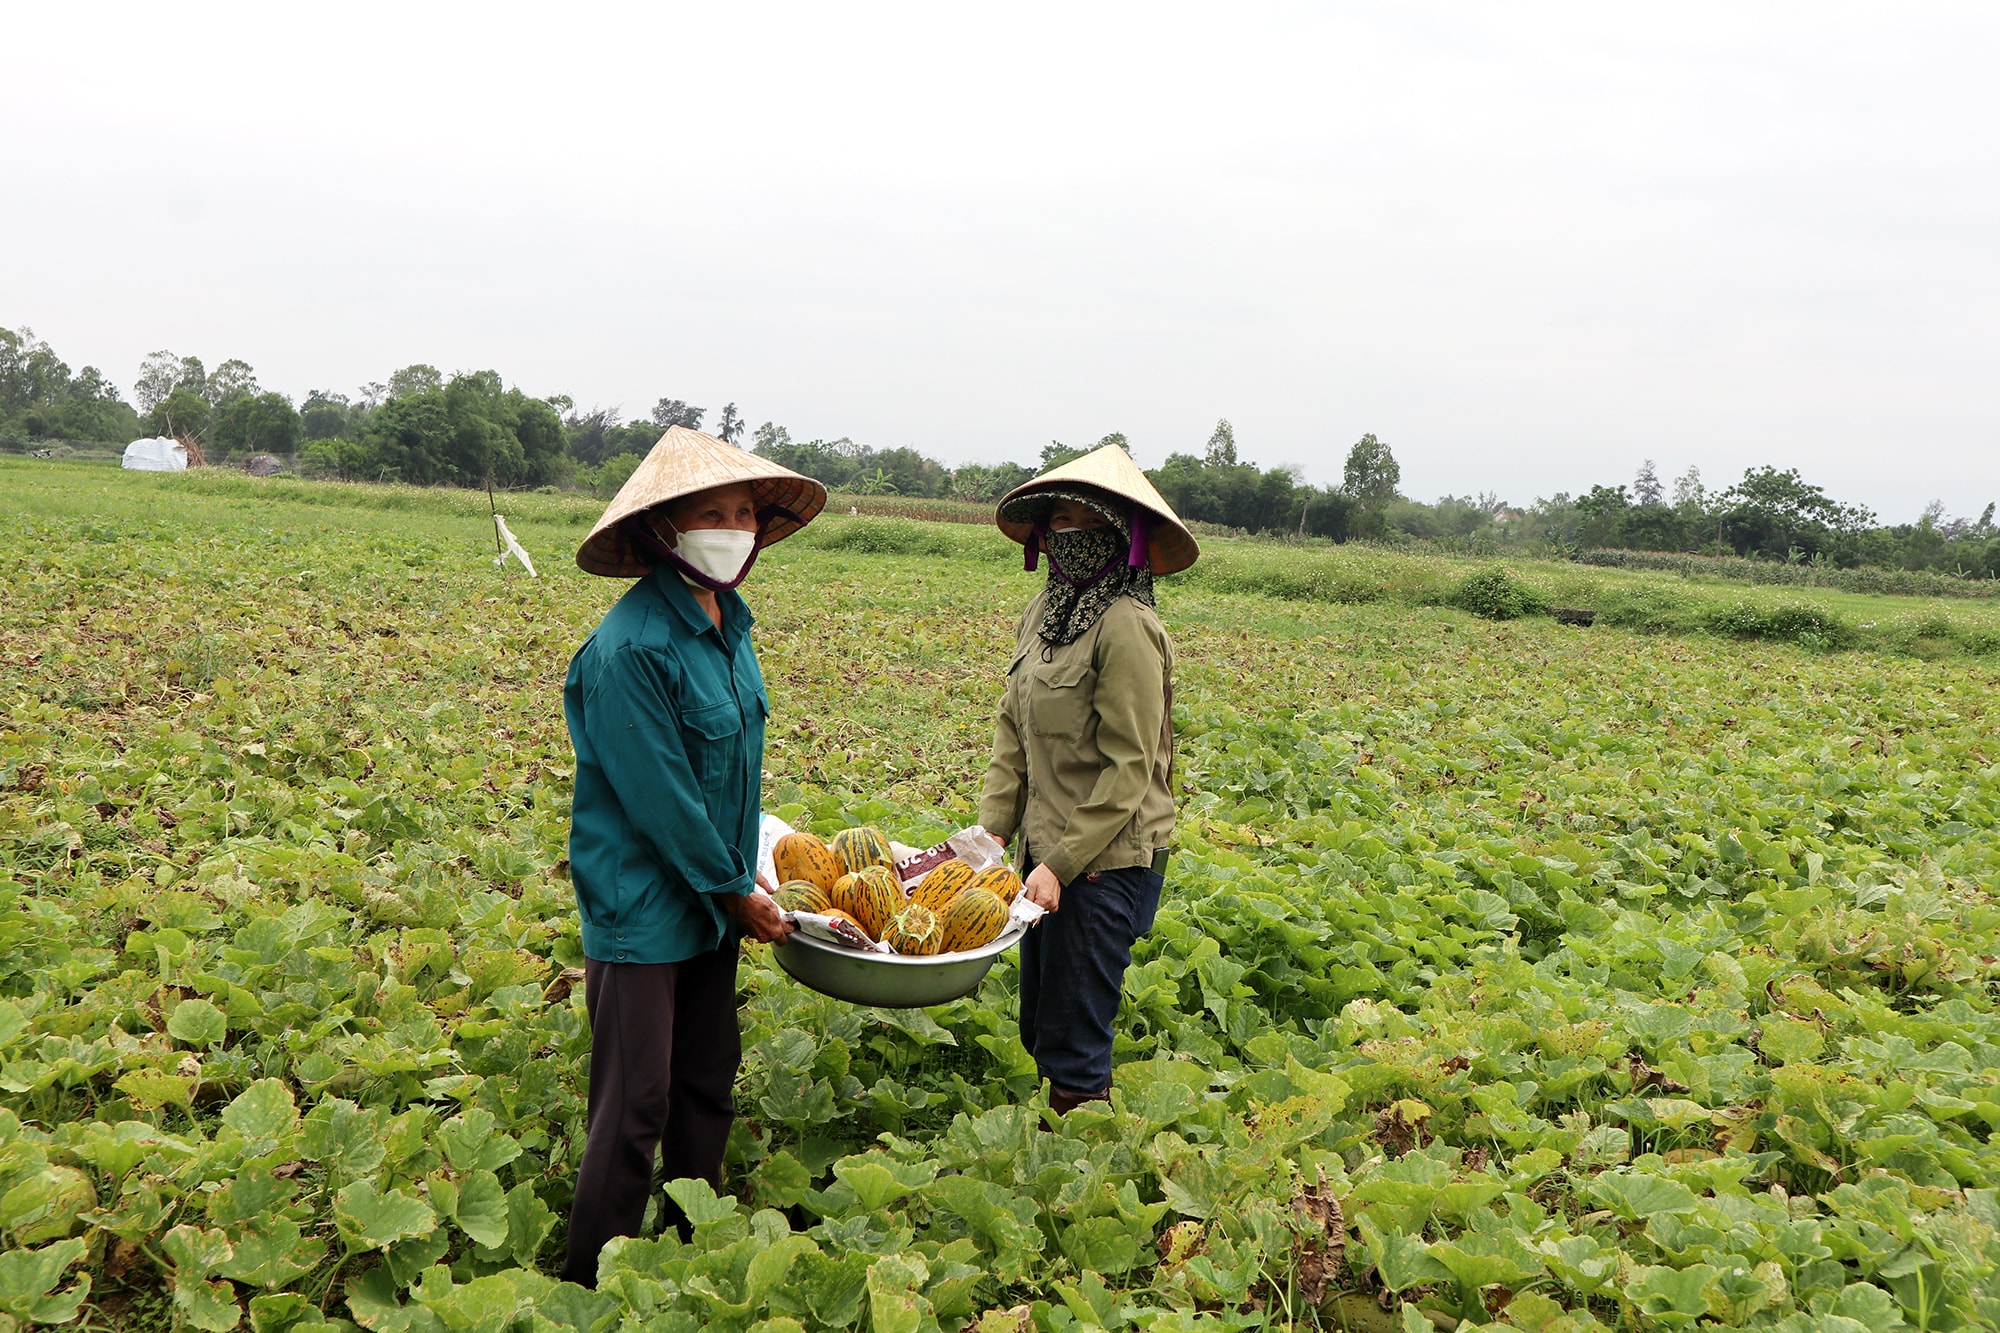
[889, 824, 1009, 892]
[786, 911, 891, 953]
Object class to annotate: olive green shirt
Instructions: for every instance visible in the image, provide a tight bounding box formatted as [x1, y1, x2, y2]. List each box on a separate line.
[978, 590, 1176, 885]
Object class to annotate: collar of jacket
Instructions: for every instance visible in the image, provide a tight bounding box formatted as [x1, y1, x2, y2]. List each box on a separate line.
[647, 564, 755, 641]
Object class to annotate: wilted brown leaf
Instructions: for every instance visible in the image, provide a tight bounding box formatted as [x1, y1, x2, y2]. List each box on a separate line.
[1290, 1163, 1345, 1305]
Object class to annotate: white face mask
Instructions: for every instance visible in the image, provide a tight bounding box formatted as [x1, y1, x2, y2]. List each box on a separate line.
[673, 527, 757, 585]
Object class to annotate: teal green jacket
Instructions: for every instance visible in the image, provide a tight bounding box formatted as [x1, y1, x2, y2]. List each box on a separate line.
[564, 568, 766, 964]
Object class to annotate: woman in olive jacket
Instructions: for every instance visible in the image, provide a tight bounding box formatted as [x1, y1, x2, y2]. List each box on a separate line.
[978, 444, 1199, 1114]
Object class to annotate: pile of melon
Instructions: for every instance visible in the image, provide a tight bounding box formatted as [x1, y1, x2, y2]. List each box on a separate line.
[772, 826, 1020, 955]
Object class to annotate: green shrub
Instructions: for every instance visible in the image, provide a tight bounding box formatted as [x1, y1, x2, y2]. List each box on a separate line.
[297, 439, 344, 479]
[808, 517, 960, 557]
[1703, 600, 1764, 638]
[1881, 606, 1958, 654]
[1578, 546, 2000, 600]
[1172, 543, 1460, 608]
[594, 452, 642, 497]
[1451, 566, 1546, 620]
[1184, 559, 1387, 605]
[1763, 601, 1856, 649]
[1597, 587, 1702, 634]
[769, 515, 1015, 562]
[1703, 599, 1854, 650]
[294, 437, 388, 481]
[1908, 606, 1957, 639]
[1540, 570, 1605, 609]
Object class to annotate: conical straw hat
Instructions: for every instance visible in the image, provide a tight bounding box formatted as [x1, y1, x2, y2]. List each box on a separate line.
[995, 444, 1199, 575]
[577, 426, 828, 577]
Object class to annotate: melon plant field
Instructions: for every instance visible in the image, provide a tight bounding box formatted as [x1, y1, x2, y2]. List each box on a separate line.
[3, 460, 1999, 1333]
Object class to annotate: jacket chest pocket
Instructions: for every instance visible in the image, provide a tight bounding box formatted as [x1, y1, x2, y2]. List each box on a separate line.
[680, 697, 745, 792]
[1025, 659, 1096, 740]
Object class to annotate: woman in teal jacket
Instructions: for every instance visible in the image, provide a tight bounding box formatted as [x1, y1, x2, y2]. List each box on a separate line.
[561, 428, 824, 1285]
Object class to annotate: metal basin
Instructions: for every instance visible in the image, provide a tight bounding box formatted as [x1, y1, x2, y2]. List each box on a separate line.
[771, 924, 1028, 1008]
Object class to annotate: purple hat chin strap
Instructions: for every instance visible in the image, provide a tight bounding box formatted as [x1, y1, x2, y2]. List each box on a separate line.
[674, 544, 760, 593]
[1128, 515, 1150, 570]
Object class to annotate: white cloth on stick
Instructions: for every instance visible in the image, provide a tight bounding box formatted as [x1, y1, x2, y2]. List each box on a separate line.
[492, 515, 537, 576]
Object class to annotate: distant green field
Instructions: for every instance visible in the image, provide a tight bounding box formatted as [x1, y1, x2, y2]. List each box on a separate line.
[4, 458, 1999, 1331]
[16, 460, 1999, 656]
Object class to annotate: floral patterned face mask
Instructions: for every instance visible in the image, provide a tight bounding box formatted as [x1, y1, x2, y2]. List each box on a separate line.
[1023, 494, 1155, 650]
[1045, 524, 1124, 588]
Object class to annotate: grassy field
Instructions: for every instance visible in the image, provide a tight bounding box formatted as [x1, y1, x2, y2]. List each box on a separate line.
[3, 458, 1999, 1331]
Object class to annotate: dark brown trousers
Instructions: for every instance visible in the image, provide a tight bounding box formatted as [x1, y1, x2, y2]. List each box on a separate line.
[561, 946, 741, 1286]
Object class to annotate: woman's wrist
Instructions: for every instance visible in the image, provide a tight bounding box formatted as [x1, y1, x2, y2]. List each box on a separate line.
[1023, 863, 1063, 911]
[1037, 850, 1081, 885]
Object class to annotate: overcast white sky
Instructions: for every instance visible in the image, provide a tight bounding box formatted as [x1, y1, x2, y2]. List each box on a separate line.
[5, 2, 1996, 521]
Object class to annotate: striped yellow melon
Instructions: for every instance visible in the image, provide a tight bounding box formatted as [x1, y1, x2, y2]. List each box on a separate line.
[830, 826, 897, 879]
[820, 907, 871, 940]
[775, 832, 842, 893]
[830, 871, 866, 919]
[939, 886, 1008, 952]
[848, 864, 903, 940]
[881, 903, 944, 956]
[910, 860, 977, 914]
[774, 880, 832, 915]
[967, 865, 1023, 905]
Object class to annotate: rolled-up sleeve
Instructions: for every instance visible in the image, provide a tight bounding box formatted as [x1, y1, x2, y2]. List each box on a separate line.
[584, 644, 753, 900]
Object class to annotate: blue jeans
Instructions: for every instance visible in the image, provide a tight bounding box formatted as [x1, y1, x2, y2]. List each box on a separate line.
[1017, 863, 1164, 1096]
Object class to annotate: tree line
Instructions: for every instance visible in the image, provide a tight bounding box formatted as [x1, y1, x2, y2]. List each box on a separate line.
[3, 324, 1994, 577]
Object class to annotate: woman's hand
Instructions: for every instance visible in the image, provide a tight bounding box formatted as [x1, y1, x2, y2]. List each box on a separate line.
[726, 888, 796, 945]
[1023, 863, 1062, 912]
